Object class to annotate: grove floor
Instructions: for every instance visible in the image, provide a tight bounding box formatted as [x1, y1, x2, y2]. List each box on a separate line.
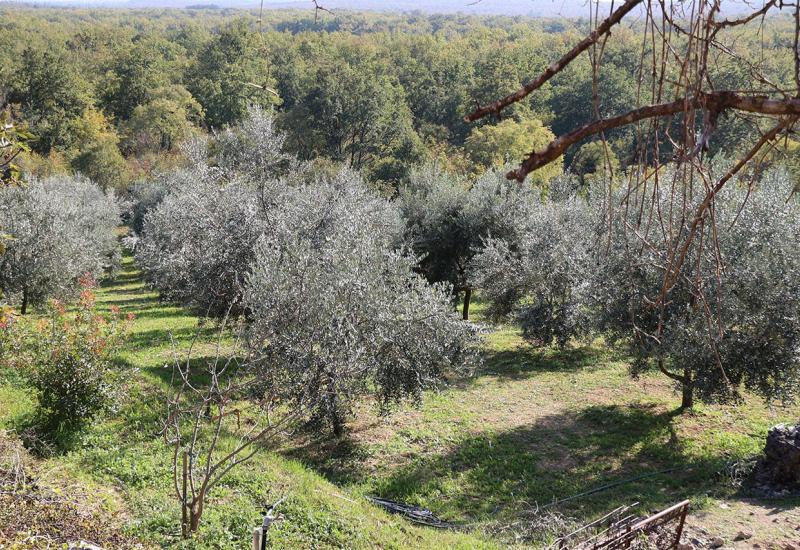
[1, 251, 798, 548]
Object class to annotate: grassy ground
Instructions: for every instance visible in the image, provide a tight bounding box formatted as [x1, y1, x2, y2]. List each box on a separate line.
[1, 250, 799, 548]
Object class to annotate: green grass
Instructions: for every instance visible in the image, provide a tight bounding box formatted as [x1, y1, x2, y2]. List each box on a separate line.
[0, 252, 500, 549]
[1, 250, 798, 548]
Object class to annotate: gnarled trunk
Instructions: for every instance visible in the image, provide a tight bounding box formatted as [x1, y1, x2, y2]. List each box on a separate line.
[325, 384, 344, 438]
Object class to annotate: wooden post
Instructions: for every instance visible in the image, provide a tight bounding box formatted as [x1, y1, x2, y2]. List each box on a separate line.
[252, 527, 262, 550]
[673, 503, 689, 549]
[181, 449, 188, 538]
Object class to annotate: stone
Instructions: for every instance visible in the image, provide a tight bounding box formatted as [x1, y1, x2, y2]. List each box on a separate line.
[754, 423, 800, 489]
[734, 531, 753, 541]
[677, 544, 695, 550]
[710, 536, 725, 548]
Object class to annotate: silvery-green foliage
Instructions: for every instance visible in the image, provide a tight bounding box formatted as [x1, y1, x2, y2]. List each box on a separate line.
[711, 170, 800, 402]
[127, 179, 169, 236]
[244, 169, 479, 435]
[212, 105, 305, 183]
[135, 107, 302, 317]
[128, 138, 221, 239]
[0, 176, 120, 309]
[136, 173, 276, 317]
[399, 164, 538, 303]
[593, 167, 800, 403]
[473, 185, 596, 347]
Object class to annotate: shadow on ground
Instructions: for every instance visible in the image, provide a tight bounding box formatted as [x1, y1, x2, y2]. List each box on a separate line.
[290, 402, 745, 527]
[478, 343, 621, 380]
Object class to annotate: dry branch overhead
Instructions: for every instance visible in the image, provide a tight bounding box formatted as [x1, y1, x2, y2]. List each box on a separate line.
[465, 0, 800, 184]
[506, 92, 800, 181]
[464, 0, 644, 122]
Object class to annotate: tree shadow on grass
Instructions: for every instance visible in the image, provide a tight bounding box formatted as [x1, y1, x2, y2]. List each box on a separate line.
[101, 270, 141, 286]
[480, 346, 594, 379]
[316, 403, 745, 526]
[124, 324, 219, 350]
[475, 338, 629, 382]
[95, 296, 163, 311]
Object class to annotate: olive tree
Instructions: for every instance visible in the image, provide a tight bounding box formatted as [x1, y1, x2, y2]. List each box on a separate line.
[126, 179, 169, 236]
[211, 105, 303, 183]
[473, 178, 596, 347]
[399, 164, 538, 319]
[136, 107, 302, 317]
[244, 169, 480, 436]
[594, 168, 800, 408]
[136, 174, 272, 318]
[0, 176, 120, 313]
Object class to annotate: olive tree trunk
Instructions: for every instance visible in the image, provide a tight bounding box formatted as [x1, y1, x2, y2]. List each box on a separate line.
[462, 288, 472, 321]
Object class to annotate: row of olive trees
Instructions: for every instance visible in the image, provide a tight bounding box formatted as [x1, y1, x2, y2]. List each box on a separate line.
[136, 107, 480, 439]
[134, 107, 800, 413]
[0, 175, 120, 313]
[474, 169, 800, 409]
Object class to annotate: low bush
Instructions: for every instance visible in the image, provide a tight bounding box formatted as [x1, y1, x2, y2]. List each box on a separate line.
[2, 276, 133, 451]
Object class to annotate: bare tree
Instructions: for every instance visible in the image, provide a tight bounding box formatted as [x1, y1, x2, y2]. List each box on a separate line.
[162, 322, 307, 537]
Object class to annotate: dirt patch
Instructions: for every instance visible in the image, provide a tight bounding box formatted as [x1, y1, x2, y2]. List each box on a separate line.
[685, 499, 800, 548]
[0, 431, 145, 549]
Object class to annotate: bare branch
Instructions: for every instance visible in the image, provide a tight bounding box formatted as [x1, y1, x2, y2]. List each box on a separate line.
[464, 0, 644, 122]
[507, 92, 800, 181]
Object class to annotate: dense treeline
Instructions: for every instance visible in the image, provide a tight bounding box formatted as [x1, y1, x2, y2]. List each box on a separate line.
[2, 6, 798, 191]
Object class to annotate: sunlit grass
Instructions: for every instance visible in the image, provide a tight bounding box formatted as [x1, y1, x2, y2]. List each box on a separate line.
[1, 250, 798, 548]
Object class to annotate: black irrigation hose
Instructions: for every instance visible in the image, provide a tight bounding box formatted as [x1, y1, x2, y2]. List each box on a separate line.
[366, 496, 462, 529]
[540, 467, 687, 510]
[367, 466, 690, 531]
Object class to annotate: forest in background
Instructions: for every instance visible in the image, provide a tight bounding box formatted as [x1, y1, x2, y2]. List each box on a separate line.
[2, 5, 799, 194]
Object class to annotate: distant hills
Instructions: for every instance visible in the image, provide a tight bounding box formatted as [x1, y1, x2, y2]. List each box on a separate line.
[4, 0, 766, 18]
[79, 0, 608, 17]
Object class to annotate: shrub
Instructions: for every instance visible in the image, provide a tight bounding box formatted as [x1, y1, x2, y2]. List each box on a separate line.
[0, 175, 120, 313]
[4, 276, 132, 450]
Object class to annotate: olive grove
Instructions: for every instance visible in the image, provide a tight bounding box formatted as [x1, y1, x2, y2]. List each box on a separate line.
[138, 110, 480, 439]
[0, 175, 120, 313]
